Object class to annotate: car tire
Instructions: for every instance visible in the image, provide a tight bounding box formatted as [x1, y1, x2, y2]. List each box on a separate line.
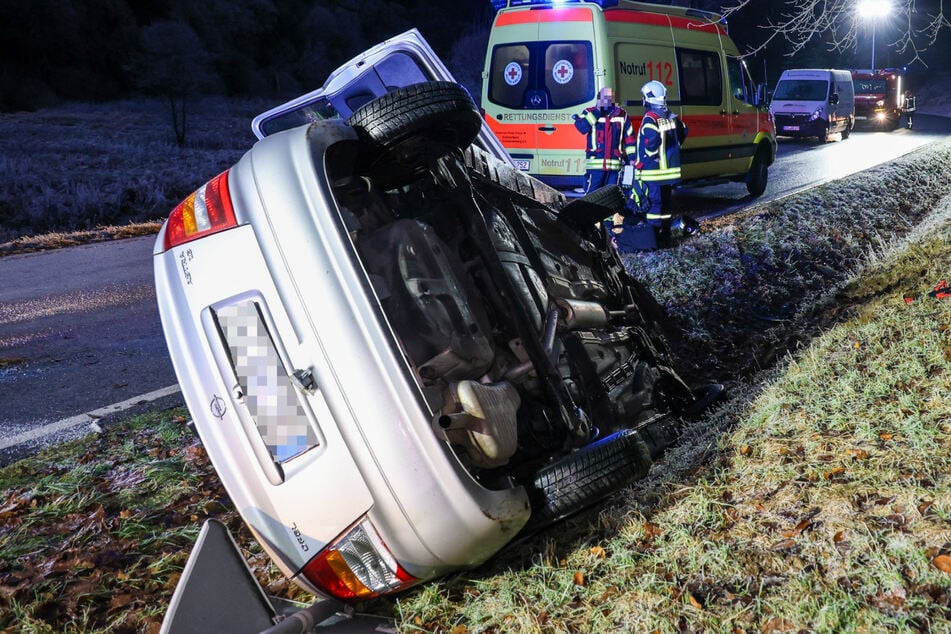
[745, 146, 769, 197]
[526, 428, 653, 530]
[842, 118, 852, 139]
[347, 81, 483, 189]
[559, 184, 627, 228]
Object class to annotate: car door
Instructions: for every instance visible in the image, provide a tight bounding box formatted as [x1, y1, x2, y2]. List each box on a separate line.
[251, 28, 512, 164]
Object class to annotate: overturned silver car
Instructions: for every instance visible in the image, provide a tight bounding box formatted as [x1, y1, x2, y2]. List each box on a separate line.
[154, 30, 718, 620]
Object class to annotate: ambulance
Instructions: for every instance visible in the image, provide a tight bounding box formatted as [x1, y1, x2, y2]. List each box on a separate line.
[482, 0, 777, 195]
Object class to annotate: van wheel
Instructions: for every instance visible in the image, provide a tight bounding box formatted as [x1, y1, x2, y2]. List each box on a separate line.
[842, 118, 852, 139]
[746, 147, 769, 197]
[347, 81, 483, 190]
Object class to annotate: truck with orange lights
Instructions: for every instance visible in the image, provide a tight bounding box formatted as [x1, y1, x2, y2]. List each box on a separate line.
[852, 68, 906, 130]
[482, 0, 777, 195]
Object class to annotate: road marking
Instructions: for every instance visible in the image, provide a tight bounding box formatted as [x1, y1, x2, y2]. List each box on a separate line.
[0, 384, 182, 450]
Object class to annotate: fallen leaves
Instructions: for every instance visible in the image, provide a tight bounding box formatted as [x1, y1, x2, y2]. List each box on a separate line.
[933, 555, 951, 574]
[643, 522, 663, 539]
[769, 539, 799, 554]
[588, 545, 606, 559]
[824, 466, 846, 480]
[846, 448, 869, 460]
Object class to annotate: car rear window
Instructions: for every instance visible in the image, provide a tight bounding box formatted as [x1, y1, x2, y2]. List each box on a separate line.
[489, 41, 593, 110]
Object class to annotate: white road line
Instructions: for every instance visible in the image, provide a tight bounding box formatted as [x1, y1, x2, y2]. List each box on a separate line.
[0, 384, 182, 451]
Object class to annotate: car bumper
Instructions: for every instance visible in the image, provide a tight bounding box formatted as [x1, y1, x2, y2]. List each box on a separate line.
[154, 123, 530, 592]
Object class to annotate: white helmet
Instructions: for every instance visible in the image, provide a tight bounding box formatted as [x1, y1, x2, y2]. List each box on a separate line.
[641, 80, 667, 107]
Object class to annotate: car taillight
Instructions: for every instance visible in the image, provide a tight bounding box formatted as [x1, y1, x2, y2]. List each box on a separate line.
[163, 170, 237, 250]
[301, 517, 417, 600]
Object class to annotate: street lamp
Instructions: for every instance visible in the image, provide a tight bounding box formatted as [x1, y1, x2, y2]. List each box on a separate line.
[858, 0, 891, 71]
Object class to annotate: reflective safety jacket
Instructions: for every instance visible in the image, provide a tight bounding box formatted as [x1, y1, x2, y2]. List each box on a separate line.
[634, 106, 686, 183]
[575, 105, 635, 172]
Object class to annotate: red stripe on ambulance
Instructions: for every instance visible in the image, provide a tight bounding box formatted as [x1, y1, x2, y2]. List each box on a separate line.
[494, 7, 594, 26]
[604, 10, 726, 35]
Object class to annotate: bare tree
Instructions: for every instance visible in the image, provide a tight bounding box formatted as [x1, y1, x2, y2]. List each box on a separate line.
[136, 21, 219, 146]
[720, 0, 950, 65]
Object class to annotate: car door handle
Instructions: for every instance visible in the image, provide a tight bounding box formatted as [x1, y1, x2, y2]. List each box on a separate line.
[719, 110, 728, 116]
[538, 126, 556, 132]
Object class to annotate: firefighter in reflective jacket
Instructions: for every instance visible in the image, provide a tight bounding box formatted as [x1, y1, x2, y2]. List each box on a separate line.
[573, 86, 635, 194]
[624, 80, 688, 248]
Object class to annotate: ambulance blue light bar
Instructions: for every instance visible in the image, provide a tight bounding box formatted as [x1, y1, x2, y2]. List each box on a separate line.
[492, 0, 620, 11]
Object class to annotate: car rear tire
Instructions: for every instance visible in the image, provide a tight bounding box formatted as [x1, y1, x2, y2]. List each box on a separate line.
[526, 428, 653, 530]
[745, 146, 769, 197]
[347, 81, 483, 190]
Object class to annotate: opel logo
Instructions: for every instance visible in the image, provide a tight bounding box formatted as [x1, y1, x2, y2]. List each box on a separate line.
[210, 394, 227, 419]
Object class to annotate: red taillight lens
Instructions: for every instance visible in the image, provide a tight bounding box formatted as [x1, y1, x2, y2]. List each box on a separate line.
[301, 518, 417, 601]
[163, 170, 237, 250]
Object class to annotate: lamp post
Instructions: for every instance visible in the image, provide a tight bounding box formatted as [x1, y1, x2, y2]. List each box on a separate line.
[858, 0, 891, 71]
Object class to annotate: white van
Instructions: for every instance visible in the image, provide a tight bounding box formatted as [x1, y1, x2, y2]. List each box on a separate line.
[770, 69, 855, 142]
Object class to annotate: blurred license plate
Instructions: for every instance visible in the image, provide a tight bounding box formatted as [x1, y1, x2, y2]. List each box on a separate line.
[783, 125, 800, 131]
[215, 300, 319, 463]
[513, 159, 531, 171]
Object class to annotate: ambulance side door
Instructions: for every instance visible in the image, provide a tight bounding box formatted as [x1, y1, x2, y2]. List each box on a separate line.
[726, 56, 761, 174]
[674, 47, 731, 179]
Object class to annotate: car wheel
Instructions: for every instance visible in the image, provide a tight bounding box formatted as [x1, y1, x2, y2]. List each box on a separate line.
[746, 146, 769, 197]
[347, 81, 483, 189]
[526, 428, 653, 530]
[559, 184, 627, 229]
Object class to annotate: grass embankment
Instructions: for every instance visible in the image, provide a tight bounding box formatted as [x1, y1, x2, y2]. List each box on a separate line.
[397, 223, 951, 632]
[1, 141, 949, 632]
[0, 97, 267, 246]
[0, 412, 308, 634]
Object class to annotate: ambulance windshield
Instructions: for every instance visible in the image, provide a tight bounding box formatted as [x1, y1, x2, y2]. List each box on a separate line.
[488, 41, 594, 109]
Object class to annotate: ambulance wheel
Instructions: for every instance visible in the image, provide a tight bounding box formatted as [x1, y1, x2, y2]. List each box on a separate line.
[347, 81, 482, 190]
[746, 147, 769, 197]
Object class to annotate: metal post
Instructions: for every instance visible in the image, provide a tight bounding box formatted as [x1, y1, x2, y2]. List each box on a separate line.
[871, 21, 876, 70]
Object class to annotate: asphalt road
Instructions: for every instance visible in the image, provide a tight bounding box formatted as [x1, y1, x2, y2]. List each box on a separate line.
[0, 236, 180, 463]
[1, 115, 949, 464]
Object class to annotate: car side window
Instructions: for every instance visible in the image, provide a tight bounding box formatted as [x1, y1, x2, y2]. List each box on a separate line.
[676, 49, 722, 106]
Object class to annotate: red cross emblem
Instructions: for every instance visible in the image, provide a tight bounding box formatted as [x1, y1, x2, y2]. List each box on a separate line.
[552, 60, 574, 85]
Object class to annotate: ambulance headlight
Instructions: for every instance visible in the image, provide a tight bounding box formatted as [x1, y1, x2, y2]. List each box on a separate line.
[810, 106, 824, 121]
